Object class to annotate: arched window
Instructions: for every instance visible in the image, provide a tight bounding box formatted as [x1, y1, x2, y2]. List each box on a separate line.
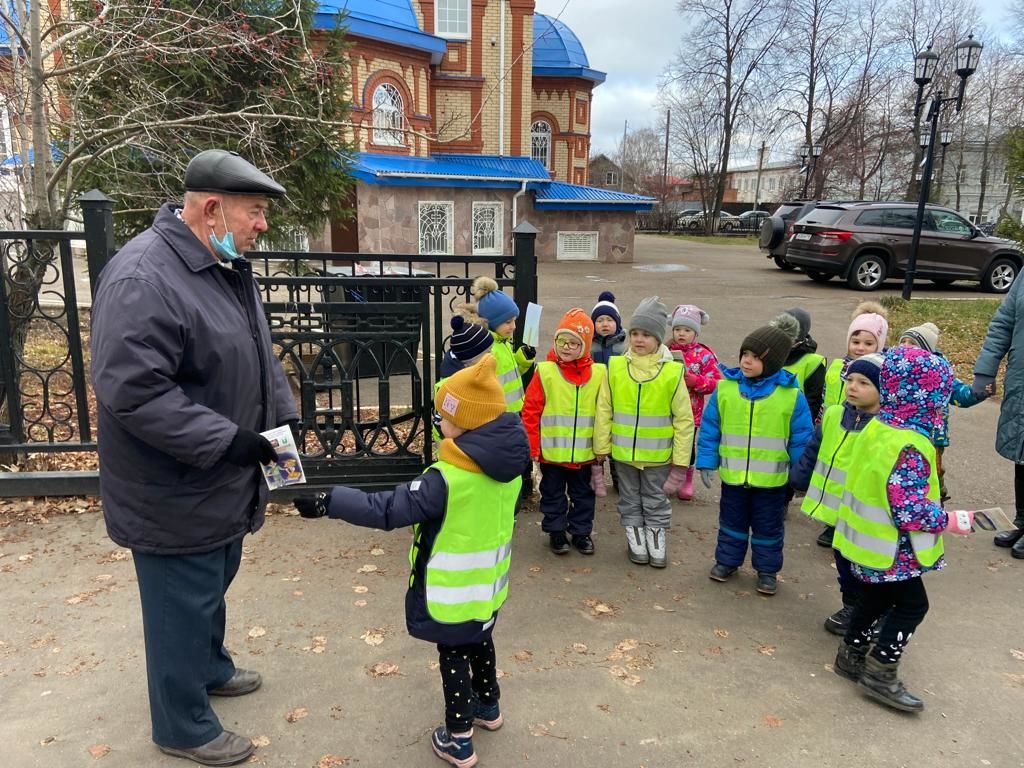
[531, 120, 551, 169]
[372, 83, 405, 146]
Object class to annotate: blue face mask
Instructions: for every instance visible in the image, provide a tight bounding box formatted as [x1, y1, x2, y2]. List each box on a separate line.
[209, 206, 242, 261]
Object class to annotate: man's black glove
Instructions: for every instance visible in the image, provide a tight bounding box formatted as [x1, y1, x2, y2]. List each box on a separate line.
[223, 429, 278, 467]
[520, 344, 536, 360]
[294, 492, 329, 518]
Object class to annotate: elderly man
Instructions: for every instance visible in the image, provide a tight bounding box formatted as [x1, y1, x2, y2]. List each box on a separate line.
[91, 150, 298, 766]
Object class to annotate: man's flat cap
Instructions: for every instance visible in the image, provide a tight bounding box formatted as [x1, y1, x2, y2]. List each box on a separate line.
[184, 149, 286, 198]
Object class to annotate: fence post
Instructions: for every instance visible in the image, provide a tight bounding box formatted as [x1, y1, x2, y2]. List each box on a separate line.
[511, 220, 539, 347]
[79, 190, 115, 299]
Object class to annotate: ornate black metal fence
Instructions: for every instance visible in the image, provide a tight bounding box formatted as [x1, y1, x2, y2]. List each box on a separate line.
[0, 198, 538, 497]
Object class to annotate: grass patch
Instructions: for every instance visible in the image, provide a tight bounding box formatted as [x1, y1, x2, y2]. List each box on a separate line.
[879, 296, 1003, 384]
[651, 233, 759, 246]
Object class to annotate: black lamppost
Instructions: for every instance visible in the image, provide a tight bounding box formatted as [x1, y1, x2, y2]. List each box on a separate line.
[902, 35, 983, 300]
[799, 142, 822, 198]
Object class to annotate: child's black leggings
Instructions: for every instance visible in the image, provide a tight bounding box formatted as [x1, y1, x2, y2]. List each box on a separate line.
[437, 637, 500, 732]
[844, 576, 929, 664]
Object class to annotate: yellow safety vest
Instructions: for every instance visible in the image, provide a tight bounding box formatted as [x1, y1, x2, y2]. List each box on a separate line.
[801, 405, 863, 525]
[717, 379, 798, 488]
[537, 361, 606, 464]
[833, 419, 944, 570]
[823, 358, 846, 410]
[492, 336, 525, 412]
[784, 352, 826, 390]
[412, 460, 520, 624]
[608, 355, 683, 465]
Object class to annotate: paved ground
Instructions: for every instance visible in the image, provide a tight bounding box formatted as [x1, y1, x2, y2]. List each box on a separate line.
[3, 235, 1024, 768]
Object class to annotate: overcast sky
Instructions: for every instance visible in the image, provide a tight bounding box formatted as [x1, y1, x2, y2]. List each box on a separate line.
[535, 0, 1016, 161]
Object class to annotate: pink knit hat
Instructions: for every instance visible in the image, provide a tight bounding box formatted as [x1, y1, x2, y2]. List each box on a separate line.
[671, 304, 710, 336]
[847, 312, 888, 349]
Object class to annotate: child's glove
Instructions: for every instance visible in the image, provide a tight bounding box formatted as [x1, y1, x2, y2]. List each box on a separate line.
[699, 469, 715, 489]
[971, 373, 995, 400]
[662, 464, 689, 496]
[293, 492, 329, 519]
[945, 509, 975, 535]
[684, 370, 698, 389]
[590, 462, 607, 497]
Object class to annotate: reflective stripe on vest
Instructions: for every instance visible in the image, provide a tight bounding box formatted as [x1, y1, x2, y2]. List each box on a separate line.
[413, 460, 520, 624]
[607, 355, 683, 464]
[716, 379, 797, 488]
[823, 358, 846, 410]
[492, 338, 525, 411]
[537, 362, 606, 464]
[784, 352, 826, 390]
[800, 405, 856, 526]
[833, 419, 944, 570]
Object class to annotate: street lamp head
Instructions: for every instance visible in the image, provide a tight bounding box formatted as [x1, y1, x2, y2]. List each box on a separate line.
[955, 34, 983, 79]
[799, 144, 809, 161]
[914, 45, 939, 86]
[812, 144, 823, 158]
[920, 131, 930, 149]
[940, 128, 954, 147]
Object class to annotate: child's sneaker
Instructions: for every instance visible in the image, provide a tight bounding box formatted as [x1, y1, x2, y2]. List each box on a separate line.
[472, 699, 504, 731]
[709, 562, 737, 582]
[756, 573, 778, 595]
[431, 727, 477, 767]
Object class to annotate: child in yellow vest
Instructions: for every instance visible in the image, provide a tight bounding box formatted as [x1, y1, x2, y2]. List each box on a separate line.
[469, 276, 536, 501]
[780, 307, 826, 421]
[293, 356, 530, 767]
[696, 315, 813, 595]
[815, 302, 888, 548]
[521, 309, 605, 555]
[594, 296, 694, 568]
[832, 346, 970, 713]
[790, 353, 883, 634]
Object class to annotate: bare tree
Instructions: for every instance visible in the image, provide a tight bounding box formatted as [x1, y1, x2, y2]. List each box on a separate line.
[616, 126, 665, 195]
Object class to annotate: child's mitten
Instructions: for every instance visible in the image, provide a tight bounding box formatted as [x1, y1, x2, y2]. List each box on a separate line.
[662, 464, 688, 496]
[945, 509, 974, 535]
[590, 462, 607, 497]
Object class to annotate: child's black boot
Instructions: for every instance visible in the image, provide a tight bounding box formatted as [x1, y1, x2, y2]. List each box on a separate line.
[833, 641, 868, 682]
[858, 656, 924, 713]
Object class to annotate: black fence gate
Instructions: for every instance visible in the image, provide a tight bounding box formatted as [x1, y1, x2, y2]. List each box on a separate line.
[0, 196, 537, 497]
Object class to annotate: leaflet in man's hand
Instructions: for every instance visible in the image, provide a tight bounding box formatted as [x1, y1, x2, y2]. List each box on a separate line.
[259, 425, 306, 490]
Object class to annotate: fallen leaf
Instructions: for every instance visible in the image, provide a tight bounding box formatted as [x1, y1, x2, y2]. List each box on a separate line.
[302, 636, 327, 654]
[353, 585, 369, 593]
[88, 744, 111, 759]
[360, 628, 386, 647]
[571, 566, 592, 574]
[1011, 649, 1024, 662]
[495, 668, 506, 679]
[18, 554, 33, 562]
[248, 626, 267, 639]
[330, 705, 344, 720]
[66, 589, 102, 605]
[528, 565, 543, 573]
[572, 643, 588, 653]
[369, 547, 385, 556]
[608, 639, 639, 661]
[757, 644, 776, 657]
[293, 590, 303, 597]
[763, 714, 783, 728]
[513, 650, 534, 662]
[583, 598, 618, 617]
[252, 735, 271, 747]
[368, 662, 402, 678]
[596, 703, 610, 713]
[356, 564, 378, 574]
[714, 628, 729, 638]
[707, 646, 722, 655]
[31, 634, 56, 649]
[609, 665, 642, 686]
[285, 707, 308, 723]
[40, 736, 55, 746]
[315, 754, 350, 767]
[94, 574, 113, 582]
[354, 599, 367, 607]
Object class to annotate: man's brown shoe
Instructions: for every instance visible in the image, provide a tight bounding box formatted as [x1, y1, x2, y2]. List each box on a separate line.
[208, 668, 262, 697]
[158, 731, 255, 766]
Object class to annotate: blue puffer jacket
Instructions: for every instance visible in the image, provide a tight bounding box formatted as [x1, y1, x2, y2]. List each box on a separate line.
[975, 277, 1024, 461]
[696, 367, 814, 472]
[323, 412, 530, 645]
[592, 330, 626, 365]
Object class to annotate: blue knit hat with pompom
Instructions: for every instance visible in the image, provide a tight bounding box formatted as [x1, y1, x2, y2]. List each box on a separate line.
[591, 291, 622, 332]
[449, 314, 493, 361]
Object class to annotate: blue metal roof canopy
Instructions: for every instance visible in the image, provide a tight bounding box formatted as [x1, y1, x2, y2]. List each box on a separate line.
[532, 181, 654, 212]
[315, 1, 447, 62]
[532, 14, 606, 83]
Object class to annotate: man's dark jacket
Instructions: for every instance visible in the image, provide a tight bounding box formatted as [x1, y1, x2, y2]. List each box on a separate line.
[91, 203, 298, 554]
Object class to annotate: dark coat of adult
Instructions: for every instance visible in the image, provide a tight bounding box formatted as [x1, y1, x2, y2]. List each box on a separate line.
[975, 274, 1024, 462]
[90, 203, 298, 555]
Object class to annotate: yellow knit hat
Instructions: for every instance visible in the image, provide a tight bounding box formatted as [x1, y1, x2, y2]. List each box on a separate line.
[434, 354, 506, 430]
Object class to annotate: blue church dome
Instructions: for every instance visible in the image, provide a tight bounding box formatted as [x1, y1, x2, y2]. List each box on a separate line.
[315, 1, 446, 61]
[532, 14, 606, 84]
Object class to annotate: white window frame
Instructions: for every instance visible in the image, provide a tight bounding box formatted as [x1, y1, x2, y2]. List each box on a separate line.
[372, 83, 405, 147]
[605, 171, 618, 185]
[418, 201, 454, 255]
[435, 0, 471, 40]
[556, 231, 599, 261]
[531, 120, 552, 170]
[472, 201, 503, 255]
[958, 167, 968, 184]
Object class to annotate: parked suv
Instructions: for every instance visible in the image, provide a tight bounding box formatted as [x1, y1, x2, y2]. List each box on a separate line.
[759, 201, 824, 269]
[784, 202, 1022, 293]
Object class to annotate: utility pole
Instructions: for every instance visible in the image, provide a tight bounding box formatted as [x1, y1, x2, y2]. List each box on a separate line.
[619, 119, 627, 191]
[752, 140, 767, 212]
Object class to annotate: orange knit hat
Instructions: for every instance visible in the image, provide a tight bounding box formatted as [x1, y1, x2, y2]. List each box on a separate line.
[554, 307, 594, 358]
[434, 355, 506, 431]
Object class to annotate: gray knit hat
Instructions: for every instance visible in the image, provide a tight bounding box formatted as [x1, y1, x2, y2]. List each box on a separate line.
[628, 296, 669, 344]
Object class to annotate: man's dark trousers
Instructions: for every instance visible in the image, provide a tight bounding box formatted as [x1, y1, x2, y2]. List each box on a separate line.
[133, 538, 243, 748]
[715, 483, 787, 574]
